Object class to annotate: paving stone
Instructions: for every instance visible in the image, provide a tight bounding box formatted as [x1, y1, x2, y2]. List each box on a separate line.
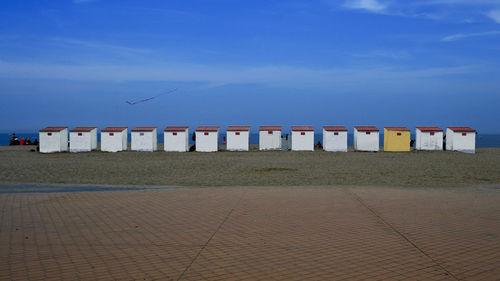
[0, 186, 498, 280]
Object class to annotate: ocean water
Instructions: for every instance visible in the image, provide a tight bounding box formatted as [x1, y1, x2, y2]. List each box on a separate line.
[1, 133, 499, 148]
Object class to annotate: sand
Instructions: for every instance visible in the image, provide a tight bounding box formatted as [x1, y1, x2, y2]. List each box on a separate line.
[0, 145, 499, 187]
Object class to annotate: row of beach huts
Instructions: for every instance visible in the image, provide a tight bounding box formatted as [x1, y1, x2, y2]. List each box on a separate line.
[38, 126, 477, 154]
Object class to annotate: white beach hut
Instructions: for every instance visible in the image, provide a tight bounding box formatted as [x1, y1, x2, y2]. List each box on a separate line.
[131, 127, 157, 152]
[164, 126, 189, 152]
[69, 127, 97, 152]
[259, 126, 282, 151]
[354, 126, 379, 152]
[227, 126, 250, 151]
[416, 127, 443, 151]
[291, 126, 314, 151]
[39, 127, 68, 153]
[101, 127, 128, 152]
[446, 127, 476, 153]
[196, 126, 219, 152]
[323, 126, 348, 152]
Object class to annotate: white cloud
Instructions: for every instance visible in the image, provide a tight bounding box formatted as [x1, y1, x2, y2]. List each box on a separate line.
[73, 0, 98, 4]
[417, 0, 500, 5]
[441, 30, 500, 42]
[339, 0, 500, 23]
[51, 38, 150, 55]
[487, 10, 500, 23]
[350, 50, 411, 59]
[343, 0, 387, 13]
[0, 59, 476, 91]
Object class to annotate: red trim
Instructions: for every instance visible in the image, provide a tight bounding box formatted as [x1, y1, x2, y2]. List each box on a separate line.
[385, 127, 410, 131]
[417, 127, 443, 132]
[40, 127, 67, 132]
[197, 126, 219, 132]
[102, 127, 127, 132]
[164, 126, 188, 132]
[227, 126, 250, 131]
[355, 126, 378, 131]
[70, 127, 96, 132]
[324, 126, 347, 131]
[449, 127, 475, 132]
[292, 126, 314, 131]
[260, 126, 281, 131]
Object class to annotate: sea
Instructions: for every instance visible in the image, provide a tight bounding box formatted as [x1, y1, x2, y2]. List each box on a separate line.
[2, 133, 500, 148]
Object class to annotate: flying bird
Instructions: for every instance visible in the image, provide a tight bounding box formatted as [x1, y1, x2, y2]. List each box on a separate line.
[125, 88, 178, 105]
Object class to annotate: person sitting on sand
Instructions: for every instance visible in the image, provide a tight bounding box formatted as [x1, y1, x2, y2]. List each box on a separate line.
[32, 138, 39, 145]
[26, 138, 32, 145]
[10, 133, 18, 145]
[443, 133, 446, 151]
[315, 141, 322, 149]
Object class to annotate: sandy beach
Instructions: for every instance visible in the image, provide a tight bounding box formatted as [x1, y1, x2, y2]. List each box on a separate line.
[1, 145, 499, 187]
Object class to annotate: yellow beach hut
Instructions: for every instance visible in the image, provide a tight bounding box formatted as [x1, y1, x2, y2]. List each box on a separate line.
[384, 127, 410, 152]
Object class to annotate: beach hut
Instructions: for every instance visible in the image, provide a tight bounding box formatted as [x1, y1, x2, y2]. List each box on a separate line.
[69, 127, 97, 152]
[227, 126, 250, 151]
[196, 126, 219, 152]
[259, 126, 282, 151]
[354, 126, 379, 152]
[291, 126, 314, 151]
[131, 127, 157, 152]
[323, 126, 348, 152]
[446, 127, 476, 153]
[164, 126, 189, 152]
[416, 127, 443, 151]
[39, 127, 68, 153]
[101, 127, 128, 152]
[384, 127, 410, 152]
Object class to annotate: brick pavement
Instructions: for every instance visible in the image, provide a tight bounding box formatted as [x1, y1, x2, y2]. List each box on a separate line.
[0, 186, 498, 280]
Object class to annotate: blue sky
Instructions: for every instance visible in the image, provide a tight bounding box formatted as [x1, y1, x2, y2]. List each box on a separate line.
[1, 0, 499, 133]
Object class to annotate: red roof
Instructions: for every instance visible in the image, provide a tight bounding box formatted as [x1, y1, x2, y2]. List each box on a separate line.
[227, 126, 250, 131]
[164, 126, 188, 132]
[385, 127, 410, 131]
[196, 126, 219, 132]
[132, 127, 157, 132]
[260, 126, 281, 131]
[70, 127, 97, 132]
[292, 126, 314, 131]
[102, 127, 127, 132]
[417, 127, 443, 132]
[40, 127, 67, 132]
[354, 126, 379, 131]
[448, 127, 475, 132]
[323, 126, 347, 131]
